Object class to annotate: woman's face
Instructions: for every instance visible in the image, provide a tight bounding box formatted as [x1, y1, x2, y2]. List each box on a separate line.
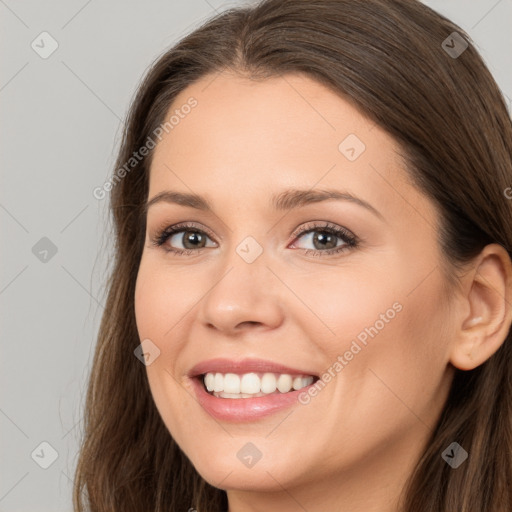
[134, 72, 457, 497]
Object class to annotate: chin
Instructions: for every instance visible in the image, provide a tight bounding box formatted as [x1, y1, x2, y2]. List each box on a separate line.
[195, 461, 295, 492]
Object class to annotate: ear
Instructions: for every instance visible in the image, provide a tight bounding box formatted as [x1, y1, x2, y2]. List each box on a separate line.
[449, 243, 512, 371]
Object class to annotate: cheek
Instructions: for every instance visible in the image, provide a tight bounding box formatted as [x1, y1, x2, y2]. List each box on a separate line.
[301, 262, 452, 421]
[134, 262, 194, 446]
[134, 260, 183, 339]
[336, 272, 453, 424]
[286, 264, 402, 348]
[134, 263, 184, 389]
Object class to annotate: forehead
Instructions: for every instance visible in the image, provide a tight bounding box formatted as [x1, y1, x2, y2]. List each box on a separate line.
[151, 71, 377, 169]
[147, 71, 434, 224]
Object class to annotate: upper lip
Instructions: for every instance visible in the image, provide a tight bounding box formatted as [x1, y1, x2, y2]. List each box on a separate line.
[188, 358, 319, 378]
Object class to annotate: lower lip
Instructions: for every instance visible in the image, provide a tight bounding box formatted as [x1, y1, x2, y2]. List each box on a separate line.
[190, 376, 315, 422]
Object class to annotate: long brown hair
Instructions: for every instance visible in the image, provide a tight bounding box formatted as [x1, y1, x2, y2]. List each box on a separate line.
[73, 1, 512, 510]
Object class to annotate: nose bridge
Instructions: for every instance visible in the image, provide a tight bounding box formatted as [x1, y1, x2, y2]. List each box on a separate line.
[198, 236, 285, 332]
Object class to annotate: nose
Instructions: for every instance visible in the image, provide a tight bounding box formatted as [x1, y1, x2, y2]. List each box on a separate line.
[198, 257, 285, 336]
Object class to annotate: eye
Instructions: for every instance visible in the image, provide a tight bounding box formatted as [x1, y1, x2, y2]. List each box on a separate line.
[150, 222, 217, 255]
[289, 221, 358, 256]
[150, 220, 359, 257]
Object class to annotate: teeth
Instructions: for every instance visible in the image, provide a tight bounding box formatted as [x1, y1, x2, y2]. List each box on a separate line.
[276, 374, 293, 393]
[261, 373, 277, 394]
[213, 373, 223, 392]
[293, 376, 312, 390]
[292, 376, 303, 390]
[202, 372, 314, 398]
[224, 373, 240, 393]
[205, 373, 215, 392]
[241, 373, 260, 394]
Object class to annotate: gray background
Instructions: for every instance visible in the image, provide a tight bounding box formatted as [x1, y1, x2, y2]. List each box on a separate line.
[1, 1, 511, 510]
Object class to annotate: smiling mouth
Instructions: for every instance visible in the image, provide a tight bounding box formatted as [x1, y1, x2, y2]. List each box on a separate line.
[200, 371, 319, 399]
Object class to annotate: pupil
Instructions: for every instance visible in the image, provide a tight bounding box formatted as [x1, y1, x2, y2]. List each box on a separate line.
[314, 231, 336, 250]
[183, 231, 205, 249]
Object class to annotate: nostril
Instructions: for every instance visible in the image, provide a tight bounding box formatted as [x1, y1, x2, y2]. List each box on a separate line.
[237, 321, 261, 328]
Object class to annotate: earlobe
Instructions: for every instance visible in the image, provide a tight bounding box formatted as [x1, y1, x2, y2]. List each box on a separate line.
[449, 244, 512, 371]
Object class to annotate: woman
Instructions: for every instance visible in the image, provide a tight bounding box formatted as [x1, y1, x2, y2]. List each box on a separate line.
[74, 0, 512, 510]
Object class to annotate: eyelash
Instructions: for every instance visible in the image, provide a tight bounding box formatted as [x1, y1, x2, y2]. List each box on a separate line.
[150, 221, 359, 257]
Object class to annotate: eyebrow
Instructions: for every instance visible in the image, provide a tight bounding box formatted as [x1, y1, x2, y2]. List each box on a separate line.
[144, 188, 384, 220]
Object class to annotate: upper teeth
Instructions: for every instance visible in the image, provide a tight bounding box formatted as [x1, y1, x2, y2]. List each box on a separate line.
[203, 372, 314, 396]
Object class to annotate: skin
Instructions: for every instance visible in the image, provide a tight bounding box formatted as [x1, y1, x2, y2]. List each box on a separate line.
[134, 71, 512, 512]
